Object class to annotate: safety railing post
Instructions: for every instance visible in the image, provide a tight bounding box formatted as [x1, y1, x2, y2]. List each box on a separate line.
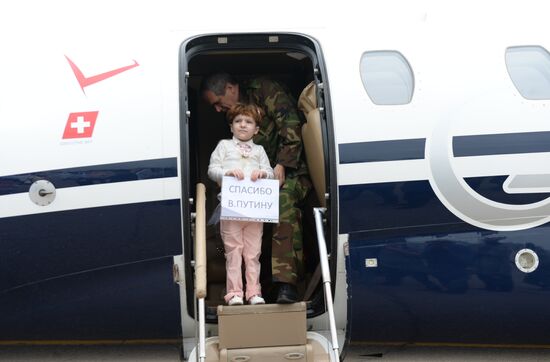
[313, 207, 340, 361]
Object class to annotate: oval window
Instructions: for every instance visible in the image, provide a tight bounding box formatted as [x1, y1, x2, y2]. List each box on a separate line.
[505, 46, 550, 100]
[360, 51, 414, 105]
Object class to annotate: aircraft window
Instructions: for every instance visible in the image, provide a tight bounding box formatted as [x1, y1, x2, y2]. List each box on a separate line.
[359, 50, 414, 105]
[505, 46, 550, 100]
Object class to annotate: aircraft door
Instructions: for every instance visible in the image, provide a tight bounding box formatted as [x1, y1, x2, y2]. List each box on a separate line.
[179, 34, 339, 341]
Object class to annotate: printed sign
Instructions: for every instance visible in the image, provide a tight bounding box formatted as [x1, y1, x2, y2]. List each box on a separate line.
[220, 176, 279, 223]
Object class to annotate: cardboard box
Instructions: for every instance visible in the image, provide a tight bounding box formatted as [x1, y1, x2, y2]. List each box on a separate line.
[217, 302, 307, 350]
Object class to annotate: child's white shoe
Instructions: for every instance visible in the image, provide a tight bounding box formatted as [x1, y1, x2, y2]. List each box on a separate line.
[228, 296, 243, 306]
[248, 295, 265, 305]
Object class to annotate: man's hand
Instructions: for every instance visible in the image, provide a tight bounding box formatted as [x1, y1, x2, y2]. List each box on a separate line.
[225, 169, 245, 180]
[274, 164, 285, 187]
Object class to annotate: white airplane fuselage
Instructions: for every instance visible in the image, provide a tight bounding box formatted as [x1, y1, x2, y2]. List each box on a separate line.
[2, 0, 550, 350]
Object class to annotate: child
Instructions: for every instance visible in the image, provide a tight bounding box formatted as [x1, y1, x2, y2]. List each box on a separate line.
[208, 103, 274, 305]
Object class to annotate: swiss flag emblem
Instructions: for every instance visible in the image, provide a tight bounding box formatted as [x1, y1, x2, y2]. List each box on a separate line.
[62, 111, 99, 139]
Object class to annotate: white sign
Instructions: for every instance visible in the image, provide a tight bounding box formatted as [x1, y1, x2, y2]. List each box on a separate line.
[220, 176, 279, 223]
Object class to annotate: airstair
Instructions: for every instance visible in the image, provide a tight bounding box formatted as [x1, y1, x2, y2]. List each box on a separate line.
[178, 184, 340, 361]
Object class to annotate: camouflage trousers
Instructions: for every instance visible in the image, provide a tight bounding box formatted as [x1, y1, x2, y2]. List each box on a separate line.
[272, 175, 311, 285]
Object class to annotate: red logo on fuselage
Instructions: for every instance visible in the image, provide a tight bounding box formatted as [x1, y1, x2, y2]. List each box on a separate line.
[65, 56, 139, 94]
[62, 111, 99, 139]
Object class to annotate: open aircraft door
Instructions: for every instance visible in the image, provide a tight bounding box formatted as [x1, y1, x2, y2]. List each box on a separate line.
[175, 33, 343, 360]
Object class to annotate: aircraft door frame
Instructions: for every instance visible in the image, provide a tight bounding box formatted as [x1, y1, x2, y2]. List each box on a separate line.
[178, 33, 338, 320]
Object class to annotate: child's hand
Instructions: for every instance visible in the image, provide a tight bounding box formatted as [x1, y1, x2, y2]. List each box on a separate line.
[225, 169, 244, 180]
[250, 169, 264, 181]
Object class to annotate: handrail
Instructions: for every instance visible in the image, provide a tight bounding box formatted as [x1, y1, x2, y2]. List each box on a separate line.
[313, 207, 340, 361]
[195, 183, 207, 299]
[194, 183, 207, 362]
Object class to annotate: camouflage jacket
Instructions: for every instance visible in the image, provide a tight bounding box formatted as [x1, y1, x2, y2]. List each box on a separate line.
[243, 77, 308, 178]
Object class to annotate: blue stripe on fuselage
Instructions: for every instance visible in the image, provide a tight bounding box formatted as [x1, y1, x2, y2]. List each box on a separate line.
[339, 180, 459, 234]
[0, 199, 182, 292]
[338, 133, 550, 233]
[339, 177, 550, 234]
[339, 131, 550, 164]
[454, 131, 550, 157]
[464, 176, 549, 205]
[339, 139, 425, 163]
[0, 158, 178, 196]
[0, 199, 183, 339]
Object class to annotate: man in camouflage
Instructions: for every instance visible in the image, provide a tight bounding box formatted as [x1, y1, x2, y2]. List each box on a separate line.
[202, 73, 311, 303]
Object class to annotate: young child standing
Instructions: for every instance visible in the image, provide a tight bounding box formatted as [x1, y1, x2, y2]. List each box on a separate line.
[208, 103, 274, 306]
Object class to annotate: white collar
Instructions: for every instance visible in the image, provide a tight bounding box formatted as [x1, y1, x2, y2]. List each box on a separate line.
[232, 136, 254, 146]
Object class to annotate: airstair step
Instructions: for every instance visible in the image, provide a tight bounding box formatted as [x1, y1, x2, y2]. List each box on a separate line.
[217, 302, 307, 350]
[220, 344, 311, 361]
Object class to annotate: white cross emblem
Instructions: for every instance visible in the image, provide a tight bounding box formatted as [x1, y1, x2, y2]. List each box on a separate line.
[70, 115, 91, 134]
